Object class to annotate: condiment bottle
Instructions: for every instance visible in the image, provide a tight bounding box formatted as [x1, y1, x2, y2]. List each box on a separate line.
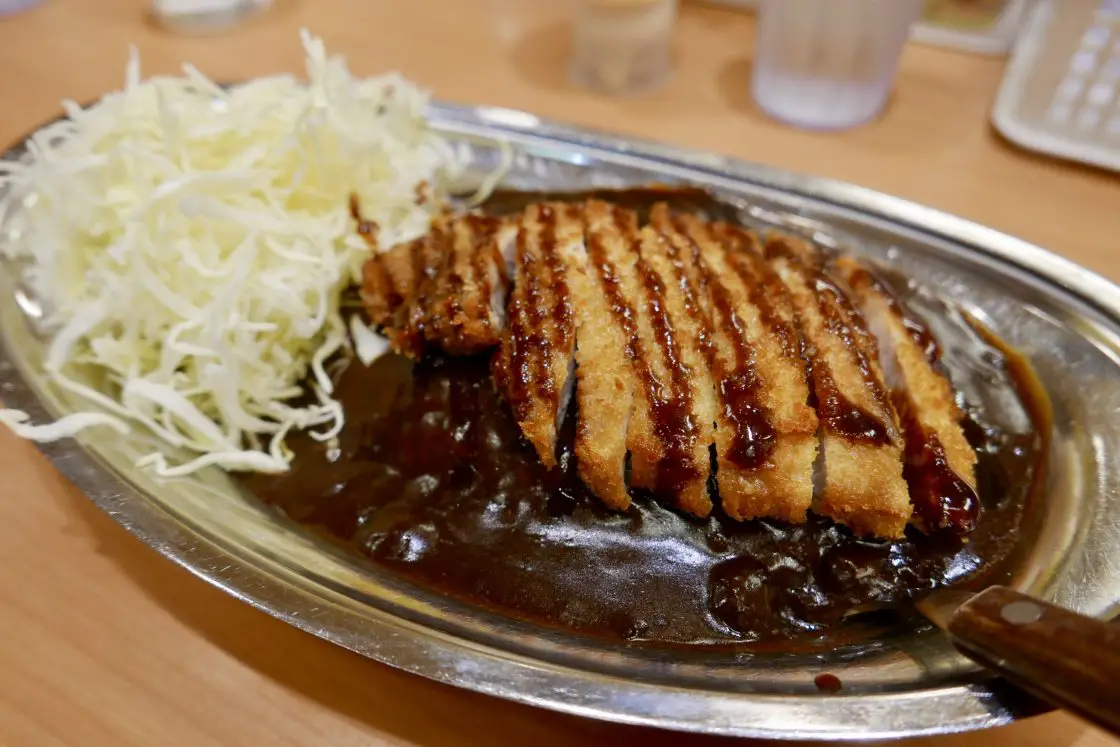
[570, 0, 677, 95]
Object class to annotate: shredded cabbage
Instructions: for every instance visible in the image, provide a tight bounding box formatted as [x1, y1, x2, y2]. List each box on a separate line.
[0, 30, 462, 475]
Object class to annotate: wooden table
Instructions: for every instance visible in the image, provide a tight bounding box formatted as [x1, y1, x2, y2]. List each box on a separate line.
[0, 1, 1116, 745]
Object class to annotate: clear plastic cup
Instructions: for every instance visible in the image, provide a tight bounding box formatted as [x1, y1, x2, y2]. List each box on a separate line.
[752, 0, 925, 130]
[570, 0, 677, 95]
[0, 0, 42, 16]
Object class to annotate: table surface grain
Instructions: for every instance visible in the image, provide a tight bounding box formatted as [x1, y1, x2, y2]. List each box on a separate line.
[0, 1, 1117, 745]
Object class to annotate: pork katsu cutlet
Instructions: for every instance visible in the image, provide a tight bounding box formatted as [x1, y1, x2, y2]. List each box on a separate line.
[650, 209, 817, 523]
[763, 234, 911, 538]
[492, 203, 580, 469]
[579, 201, 714, 516]
[358, 197, 985, 541]
[360, 213, 517, 357]
[833, 257, 979, 534]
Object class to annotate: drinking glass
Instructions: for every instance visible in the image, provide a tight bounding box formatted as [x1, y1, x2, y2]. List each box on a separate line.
[570, 0, 678, 95]
[0, 0, 42, 16]
[752, 0, 925, 130]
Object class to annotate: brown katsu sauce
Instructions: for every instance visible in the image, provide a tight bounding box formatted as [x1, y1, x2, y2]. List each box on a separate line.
[591, 204, 703, 499]
[815, 270, 896, 440]
[659, 214, 717, 363]
[717, 226, 800, 363]
[530, 207, 558, 402]
[511, 225, 546, 412]
[840, 265, 981, 534]
[895, 393, 981, 534]
[764, 236, 896, 447]
[678, 219, 777, 470]
[540, 206, 575, 367]
[465, 215, 503, 339]
[815, 673, 843, 693]
[588, 206, 705, 498]
[242, 188, 1048, 647]
[632, 239, 701, 496]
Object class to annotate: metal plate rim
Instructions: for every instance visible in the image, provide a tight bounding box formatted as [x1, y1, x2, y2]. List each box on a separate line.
[4, 100, 1097, 740]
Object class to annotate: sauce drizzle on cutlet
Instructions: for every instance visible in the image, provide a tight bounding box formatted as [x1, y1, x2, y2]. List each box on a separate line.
[894, 392, 981, 534]
[765, 237, 894, 446]
[503, 223, 540, 420]
[538, 204, 573, 400]
[671, 217, 777, 470]
[438, 228, 465, 339]
[634, 231, 702, 495]
[846, 265, 942, 366]
[465, 214, 502, 336]
[842, 265, 980, 534]
[654, 211, 716, 363]
[716, 224, 800, 362]
[589, 209, 704, 494]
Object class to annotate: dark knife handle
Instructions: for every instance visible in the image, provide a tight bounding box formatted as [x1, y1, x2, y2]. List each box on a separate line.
[947, 585, 1120, 736]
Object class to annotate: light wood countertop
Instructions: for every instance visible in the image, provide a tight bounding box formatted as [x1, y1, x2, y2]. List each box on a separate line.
[0, 1, 1116, 745]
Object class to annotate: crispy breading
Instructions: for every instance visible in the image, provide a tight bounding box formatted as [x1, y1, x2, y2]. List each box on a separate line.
[631, 225, 716, 516]
[581, 201, 700, 511]
[360, 215, 516, 357]
[492, 203, 579, 469]
[766, 235, 911, 539]
[835, 256, 978, 534]
[360, 239, 415, 328]
[357, 198, 981, 541]
[422, 215, 507, 355]
[568, 201, 635, 508]
[660, 213, 817, 523]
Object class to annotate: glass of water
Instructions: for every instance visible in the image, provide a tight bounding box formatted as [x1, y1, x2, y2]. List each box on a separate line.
[752, 0, 925, 130]
[0, 0, 42, 15]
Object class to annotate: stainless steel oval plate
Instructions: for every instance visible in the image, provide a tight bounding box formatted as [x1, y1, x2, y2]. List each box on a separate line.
[2, 103, 1119, 741]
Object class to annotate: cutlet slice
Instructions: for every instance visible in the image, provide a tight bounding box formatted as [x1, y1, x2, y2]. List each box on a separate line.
[380, 227, 449, 358]
[421, 215, 514, 355]
[580, 202, 699, 512]
[577, 201, 716, 515]
[765, 235, 911, 539]
[569, 201, 640, 510]
[661, 212, 817, 523]
[630, 225, 717, 516]
[492, 203, 579, 469]
[360, 233, 440, 331]
[712, 221, 820, 522]
[835, 256, 980, 535]
[360, 215, 517, 358]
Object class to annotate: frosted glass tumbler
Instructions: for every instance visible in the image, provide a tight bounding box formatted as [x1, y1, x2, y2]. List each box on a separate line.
[752, 0, 924, 130]
[0, 0, 42, 15]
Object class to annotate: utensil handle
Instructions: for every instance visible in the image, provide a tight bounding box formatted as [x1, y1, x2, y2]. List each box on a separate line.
[948, 585, 1120, 736]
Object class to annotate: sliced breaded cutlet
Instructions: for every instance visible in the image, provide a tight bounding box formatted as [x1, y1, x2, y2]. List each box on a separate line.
[658, 212, 817, 523]
[360, 214, 517, 358]
[360, 226, 446, 330]
[569, 201, 641, 510]
[765, 235, 911, 539]
[630, 224, 717, 516]
[579, 201, 714, 516]
[712, 221, 820, 523]
[359, 237, 415, 329]
[364, 228, 447, 357]
[492, 203, 580, 469]
[421, 214, 516, 355]
[834, 256, 979, 535]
